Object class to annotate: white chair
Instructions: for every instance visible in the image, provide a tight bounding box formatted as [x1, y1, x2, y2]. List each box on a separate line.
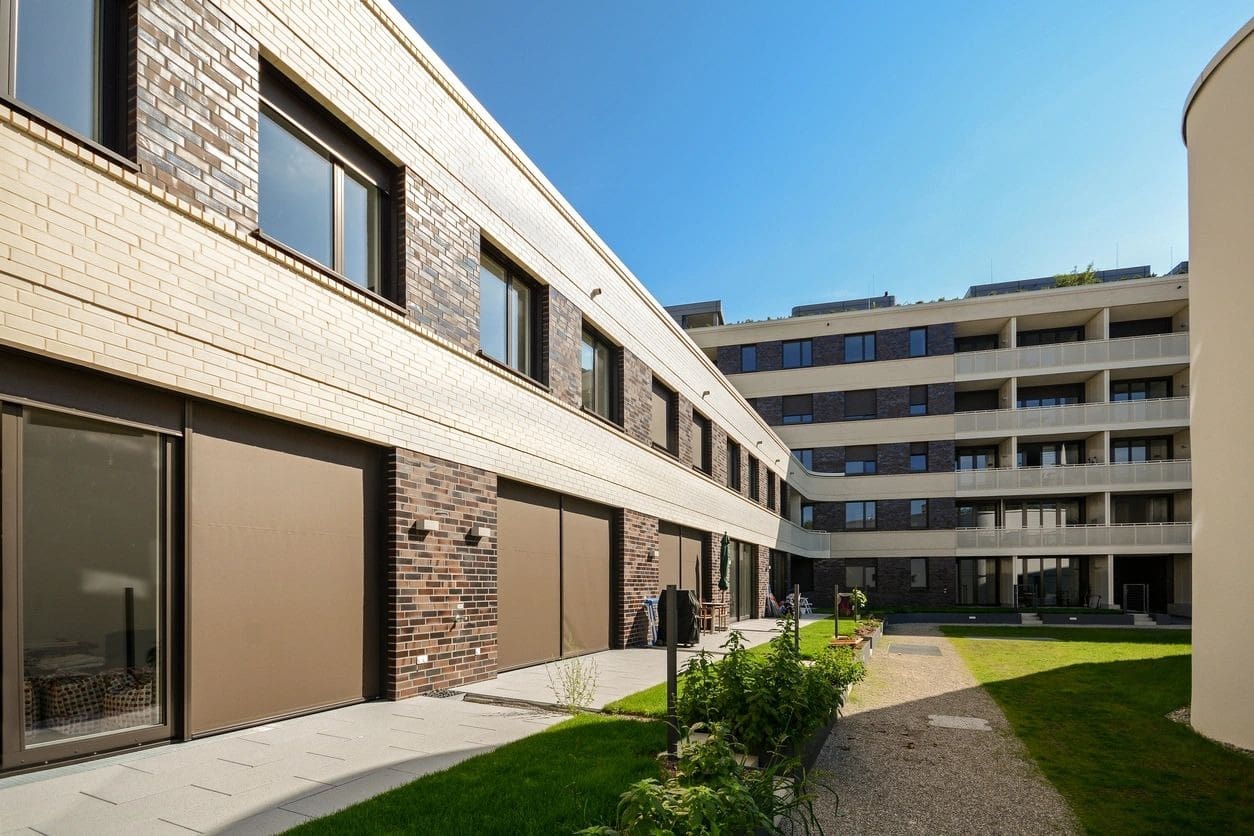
[798, 596, 814, 616]
[643, 597, 659, 646]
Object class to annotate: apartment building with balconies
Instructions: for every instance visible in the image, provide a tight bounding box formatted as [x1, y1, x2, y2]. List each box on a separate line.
[675, 267, 1192, 616]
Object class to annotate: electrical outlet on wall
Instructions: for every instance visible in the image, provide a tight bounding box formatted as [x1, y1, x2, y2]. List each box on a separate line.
[417, 654, 429, 664]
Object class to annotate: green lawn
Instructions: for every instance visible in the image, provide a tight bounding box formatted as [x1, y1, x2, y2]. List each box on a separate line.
[603, 616, 866, 718]
[287, 714, 665, 835]
[943, 627, 1253, 834]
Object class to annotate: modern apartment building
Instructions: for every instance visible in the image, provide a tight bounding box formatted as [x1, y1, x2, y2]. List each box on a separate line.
[1183, 16, 1254, 751]
[0, 0, 825, 772]
[677, 268, 1192, 614]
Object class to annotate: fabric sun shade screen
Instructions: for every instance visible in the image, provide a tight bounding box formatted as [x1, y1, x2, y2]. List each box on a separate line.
[650, 379, 674, 452]
[691, 413, 709, 471]
[657, 523, 703, 598]
[559, 497, 612, 657]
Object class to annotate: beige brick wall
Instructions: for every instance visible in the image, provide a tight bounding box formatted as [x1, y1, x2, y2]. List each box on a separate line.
[0, 0, 818, 557]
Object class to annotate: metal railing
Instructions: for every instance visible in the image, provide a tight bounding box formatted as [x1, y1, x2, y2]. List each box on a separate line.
[955, 522, 1192, 550]
[955, 333, 1189, 377]
[955, 397, 1189, 435]
[955, 459, 1191, 493]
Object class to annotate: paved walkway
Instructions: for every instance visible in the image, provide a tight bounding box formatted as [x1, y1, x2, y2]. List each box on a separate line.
[809, 624, 1079, 835]
[457, 615, 821, 708]
[0, 696, 564, 835]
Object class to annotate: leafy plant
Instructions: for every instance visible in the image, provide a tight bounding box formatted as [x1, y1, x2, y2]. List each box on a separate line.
[546, 656, 600, 712]
[1054, 263, 1099, 287]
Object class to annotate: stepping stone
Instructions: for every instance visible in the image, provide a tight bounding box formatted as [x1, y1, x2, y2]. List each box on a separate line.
[888, 643, 941, 656]
[928, 715, 992, 731]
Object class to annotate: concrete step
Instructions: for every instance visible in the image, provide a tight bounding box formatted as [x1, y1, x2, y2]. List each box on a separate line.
[1132, 613, 1157, 626]
[1020, 613, 1043, 626]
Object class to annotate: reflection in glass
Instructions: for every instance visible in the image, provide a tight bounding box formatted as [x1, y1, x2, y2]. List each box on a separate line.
[22, 410, 164, 746]
[260, 109, 333, 268]
[16, 0, 99, 138]
[342, 171, 379, 291]
[508, 279, 532, 376]
[480, 257, 508, 364]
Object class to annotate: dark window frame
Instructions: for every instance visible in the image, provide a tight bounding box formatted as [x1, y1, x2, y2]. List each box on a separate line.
[845, 562, 877, 590]
[910, 557, 928, 588]
[909, 442, 928, 473]
[727, 440, 742, 490]
[748, 457, 761, 501]
[909, 385, 928, 416]
[580, 325, 621, 425]
[649, 377, 677, 455]
[844, 332, 876, 363]
[800, 502, 815, 530]
[691, 410, 711, 473]
[781, 393, 814, 425]
[478, 244, 540, 381]
[908, 327, 928, 358]
[910, 499, 928, 529]
[781, 339, 813, 369]
[792, 448, 813, 470]
[845, 445, 877, 476]
[1111, 378, 1172, 402]
[844, 500, 876, 530]
[844, 389, 877, 420]
[740, 344, 758, 373]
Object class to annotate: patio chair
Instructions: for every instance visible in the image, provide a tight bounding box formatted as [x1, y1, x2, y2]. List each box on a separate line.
[797, 595, 814, 616]
[643, 597, 659, 646]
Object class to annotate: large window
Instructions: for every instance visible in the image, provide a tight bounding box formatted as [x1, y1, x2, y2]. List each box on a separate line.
[910, 499, 929, 529]
[844, 389, 876, 420]
[909, 327, 928, 358]
[845, 500, 876, 530]
[792, 448, 813, 470]
[845, 562, 877, 590]
[800, 502, 815, 530]
[740, 344, 758, 372]
[1018, 441, 1084, 468]
[782, 339, 813, 369]
[909, 385, 928, 416]
[782, 394, 814, 424]
[766, 474, 776, 510]
[844, 333, 876, 363]
[1113, 495, 1172, 524]
[845, 445, 877, 475]
[727, 440, 742, 490]
[910, 558, 928, 588]
[0, 0, 126, 150]
[1111, 437, 1171, 463]
[691, 411, 710, 473]
[479, 249, 536, 378]
[909, 442, 929, 472]
[1018, 326, 1084, 346]
[581, 327, 618, 422]
[748, 458, 760, 501]
[1017, 384, 1083, 409]
[259, 65, 393, 296]
[1111, 378, 1171, 402]
[650, 378, 676, 454]
[955, 334, 998, 353]
[956, 446, 998, 471]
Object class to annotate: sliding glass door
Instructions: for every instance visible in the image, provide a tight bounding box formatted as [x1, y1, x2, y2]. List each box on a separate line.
[2, 405, 175, 769]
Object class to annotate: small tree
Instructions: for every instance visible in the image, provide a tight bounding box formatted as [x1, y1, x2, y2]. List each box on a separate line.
[1054, 263, 1099, 287]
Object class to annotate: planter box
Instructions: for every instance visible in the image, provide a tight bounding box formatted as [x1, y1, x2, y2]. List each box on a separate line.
[1039, 613, 1134, 625]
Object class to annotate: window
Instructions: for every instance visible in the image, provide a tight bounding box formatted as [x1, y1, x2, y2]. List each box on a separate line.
[910, 442, 928, 472]
[1018, 326, 1084, 346]
[845, 563, 877, 590]
[910, 558, 928, 588]
[845, 445, 877, 475]
[581, 327, 618, 422]
[955, 334, 999, 353]
[800, 502, 815, 530]
[792, 448, 813, 470]
[844, 333, 876, 363]
[956, 446, 998, 470]
[1004, 499, 1084, 527]
[1113, 495, 1172, 524]
[844, 389, 876, 420]
[748, 458, 760, 501]
[727, 440, 742, 490]
[845, 500, 876, 530]
[1110, 318, 1173, 338]
[955, 390, 998, 412]
[767, 474, 776, 510]
[1017, 384, 1083, 409]
[958, 501, 998, 528]
[691, 412, 711, 473]
[259, 64, 393, 295]
[782, 339, 813, 368]
[1111, 378, 1171, 402]
[782, 394, 814, 424]
[479, 249, 536, 378]
[909, 385, 928, 416]
[740, 344, 758, 372]
[0, 0, 127, 151]
[910, 500, 929, 529]
[650, 378, 676, 453]
[909, 327, 928, 358]
[1111, 437, 1171, 463]
[1018, 441, 1084, 468]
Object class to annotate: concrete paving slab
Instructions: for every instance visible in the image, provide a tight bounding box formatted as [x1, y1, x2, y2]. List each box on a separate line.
[278, 767, 419, 819]
[928, 714, 993, 731]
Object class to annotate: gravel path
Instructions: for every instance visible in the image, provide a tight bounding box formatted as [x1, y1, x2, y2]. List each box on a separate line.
[805, 625, 1079, 835]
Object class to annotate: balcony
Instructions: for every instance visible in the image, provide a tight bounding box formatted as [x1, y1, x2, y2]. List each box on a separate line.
[955, 333, 1189, 378]
[956, 459, 1191, 495]
[955, 397, 1189, 437]
[956, 522, 1191, 554]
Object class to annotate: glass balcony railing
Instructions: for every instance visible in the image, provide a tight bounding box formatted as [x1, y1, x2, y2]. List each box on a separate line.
[955, 333, 1189, 377]
[955, 397, 1189, 435]
[955, 522, 1192, 550]
[955, 459, 1191, 493]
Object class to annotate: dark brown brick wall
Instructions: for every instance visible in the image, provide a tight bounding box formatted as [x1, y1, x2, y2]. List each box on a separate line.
[677, 394, 695, 466]
[928, 383, 956, 415]
[928, 323, 956, 356]
[135, 0, 259, 228]
[542, 286, 583, 406]
[385, 448, 497, 698]
[752, 396, 782, 425]
[621, 346, 651, 441]
[399, 170, 481, 351]
[815, 391, 843, 423]
[814, 334, 842, 365]
[877, 328, 910, 361]
[716, 345, 739, 374]
[813, 446, 845, 474]
[710, 423, 729, 487]
[755, 544, 771, 618]
[811, 557, 956, 607]
[614, 509, 660, 647]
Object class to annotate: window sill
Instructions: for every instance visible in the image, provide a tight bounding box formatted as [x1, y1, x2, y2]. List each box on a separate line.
[652, 442, 678, 458]
[0, 93, 138, 173]
[581, 406, 624, 433]
[475, 350, 550, 393]
[250, 229, 407, 316]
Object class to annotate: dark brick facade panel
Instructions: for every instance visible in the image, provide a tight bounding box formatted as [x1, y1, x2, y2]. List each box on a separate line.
[877, 386, 909, 420]
[877, 328, 910, 361]
[716, 345, 740, 374]
[401, 170, 481, 351]
[928, 322, 956, 356]
[385, 448, 497, 698]
[929, 440, 956, 473]
[621, 346, 652, 443]
[812, 446, 845, 474]
[757, 340, 783, 372]
[929, 498, 958, 529]
[753, 395, 783, 426]
[813, 501, 841, 532]
[703, 532, 725, 609]
[615, 510, 660, 647]
[876, 498, 912, 531]
[814, 391, 843, 423]
[677, 394, 695, 467]
[814, 334, 843, 366]
[710, 423, 729, 487]
[755, 544, 771, 618]
[878, 442, 909, 475]
[811, 558, 957, 608]
[928, 383, 956, 415]
[543, 287, 583, 407]
[135, 0, 259, 227]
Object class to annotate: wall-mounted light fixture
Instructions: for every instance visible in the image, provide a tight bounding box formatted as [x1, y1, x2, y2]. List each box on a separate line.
[467, 525, 493, 542]
[648, 548, 660, 561]
[420, 519, 440, 532]
[701, 390, 710, 399]
[590, 287, 603, 299]
[452, 602, 466, 625]
[756, 441, 763, 447]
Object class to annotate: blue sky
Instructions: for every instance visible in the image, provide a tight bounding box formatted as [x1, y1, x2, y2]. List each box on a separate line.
[396, 2, 1250, 321]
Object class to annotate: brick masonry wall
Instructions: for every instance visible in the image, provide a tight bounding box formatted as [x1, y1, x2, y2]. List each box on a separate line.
[615, 509, 660, 647]
[399, 168, 481, 351]
[810, 557, 957, 608]
[815, 391, 843, 423]
[756, 341, 783, 372]
[710, 422, 729, 487]
[716, 345, 739, 374]
[752, 396, 782, 426]
[703, 532, 726, 608]
[878, 327, 910, 360]
[677, 394, 695, 466]
[928, 323, 956, 355]
[756, 544, 770, 618]
[385, 448, 497, 697]
[813, 446, 845, 474]
[135, 0, 259, 228]
[542, 286, 583, 407]
[621, 346, 652, 442]
[814, 334, 842, 365]
[928, 383, 955, 415]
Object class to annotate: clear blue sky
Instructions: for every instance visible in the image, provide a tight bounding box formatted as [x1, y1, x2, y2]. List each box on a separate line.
[396, 1, 1250, 321]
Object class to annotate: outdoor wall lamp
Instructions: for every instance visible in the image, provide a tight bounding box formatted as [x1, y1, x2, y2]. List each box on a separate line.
[648, 548, 660, 561]
[590, 287, 602, 299]
[467, 525, 493, 542]
[701, 390, 710, 398]
[453, 603, 466, 624]
[420, 518, 440, 532]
